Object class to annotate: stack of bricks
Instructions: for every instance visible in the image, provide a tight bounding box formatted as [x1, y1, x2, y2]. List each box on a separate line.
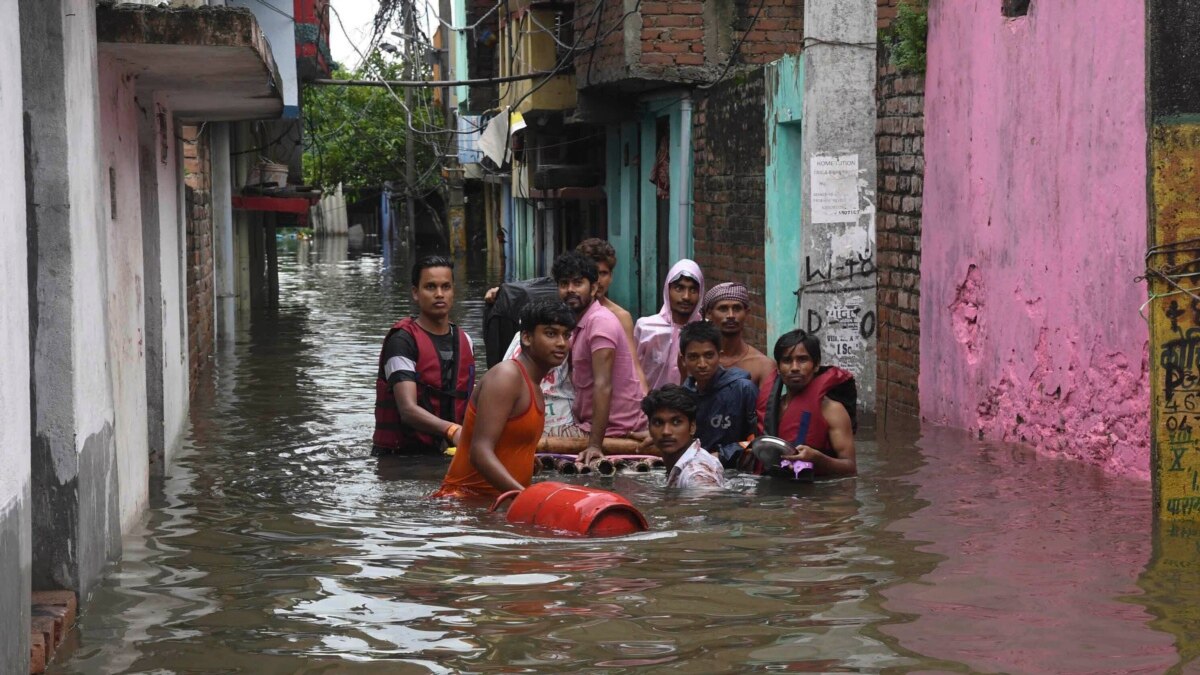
[182, 125, 215, 400]
[29, 591, 76, 673]
[691, 69, 768, 351]
[875, 0, 925, 430]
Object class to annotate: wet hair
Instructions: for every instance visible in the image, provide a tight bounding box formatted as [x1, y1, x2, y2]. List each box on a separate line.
[678, 321, 722, 353]
[551, 251, 598, 284]
[519, 300, 577, 334]
[773, 329, 822, 366]
[411, 255, 453, 287]
[575, 238, 617, 269]
[641, 384, 698, 423]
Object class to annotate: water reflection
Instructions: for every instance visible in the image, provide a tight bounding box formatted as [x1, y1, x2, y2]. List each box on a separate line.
[52, 240, 1186, 673]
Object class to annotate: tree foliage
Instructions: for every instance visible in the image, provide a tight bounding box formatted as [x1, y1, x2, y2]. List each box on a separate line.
[885, 0, 928, 75]
[302, 52, 444, 193]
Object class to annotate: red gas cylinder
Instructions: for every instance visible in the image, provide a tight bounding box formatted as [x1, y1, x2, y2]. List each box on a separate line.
[490, 481, 649, 537]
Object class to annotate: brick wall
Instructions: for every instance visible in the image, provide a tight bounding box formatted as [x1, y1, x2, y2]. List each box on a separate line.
[875, 0, 925, 430]
[182, 125, 214, 399]
[640, 1, 706, 68]
[692, 68, 769, 351]
[574, 0, 630, 86]
[732, 0, 804, 66]
[574, 0, 803, 88]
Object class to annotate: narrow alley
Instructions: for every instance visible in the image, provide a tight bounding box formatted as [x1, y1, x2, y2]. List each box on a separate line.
[6, 0, 1200, 672]
[49, 243, 1190, 673]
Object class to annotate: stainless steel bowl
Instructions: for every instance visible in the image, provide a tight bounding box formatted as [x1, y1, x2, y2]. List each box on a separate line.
[747, 435, 794, 469]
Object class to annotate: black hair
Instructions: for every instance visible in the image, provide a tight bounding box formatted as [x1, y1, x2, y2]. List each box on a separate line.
[773, 329, 822, 366]
[678, 321, 722, 353]
[576, 238, 617, 269]
[519, 300, 577, 334]
[411, 255, 454, 287]
[640, 384, 698, 423]
[551, 251, 599, 285]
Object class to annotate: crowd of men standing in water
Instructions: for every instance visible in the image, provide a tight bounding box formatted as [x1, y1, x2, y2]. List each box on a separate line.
[373, 239, 858, 498]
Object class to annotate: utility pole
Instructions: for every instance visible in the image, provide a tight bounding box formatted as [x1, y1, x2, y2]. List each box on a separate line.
[404, 0, 416, 253]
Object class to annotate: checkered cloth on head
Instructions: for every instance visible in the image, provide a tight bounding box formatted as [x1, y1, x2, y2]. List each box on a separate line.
[702, 282, 751, 316]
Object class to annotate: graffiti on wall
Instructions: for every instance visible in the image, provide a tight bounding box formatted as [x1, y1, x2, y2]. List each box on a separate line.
[801, 153, 877, 389]
[1150, 123, 1200, 520]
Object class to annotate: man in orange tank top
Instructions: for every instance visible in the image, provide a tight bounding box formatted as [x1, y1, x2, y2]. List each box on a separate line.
[435, 301, 576, 498]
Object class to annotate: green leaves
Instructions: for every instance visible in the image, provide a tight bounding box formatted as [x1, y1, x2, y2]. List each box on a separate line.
[302, 52, 444, 193]
[885, 0, 928, 75]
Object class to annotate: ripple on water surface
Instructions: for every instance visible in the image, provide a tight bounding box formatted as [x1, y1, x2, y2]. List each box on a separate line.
[53, 241, 1188, 674]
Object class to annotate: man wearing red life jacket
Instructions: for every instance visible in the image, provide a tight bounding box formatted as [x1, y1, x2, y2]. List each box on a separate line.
[373, 255, 476, 455]
[754, 329, 857, 476]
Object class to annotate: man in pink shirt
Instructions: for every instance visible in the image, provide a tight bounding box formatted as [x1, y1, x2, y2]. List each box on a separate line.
[551, 252, 647, 464]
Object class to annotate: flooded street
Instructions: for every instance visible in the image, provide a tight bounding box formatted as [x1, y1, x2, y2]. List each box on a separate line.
[52, 241, 1189, 673]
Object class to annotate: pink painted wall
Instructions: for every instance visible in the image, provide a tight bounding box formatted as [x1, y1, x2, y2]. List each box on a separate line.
[921, 0, 1150, 478]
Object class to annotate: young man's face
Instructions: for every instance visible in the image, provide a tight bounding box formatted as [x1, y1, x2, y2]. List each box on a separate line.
[558, 276, 596, 315]
[413, 266, 454, 321]
[522, 323, 572, 369]
[778, 343, 818, 391]
[668, 277, 700, 323]
[681, 339, 720, 390]
[648, 407, 696, 461]
[706, 299, 747, 338]
[595, 261, 614, 299]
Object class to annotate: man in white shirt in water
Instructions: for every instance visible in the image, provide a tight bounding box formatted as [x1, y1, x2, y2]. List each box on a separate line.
[643, 384, 727, 489]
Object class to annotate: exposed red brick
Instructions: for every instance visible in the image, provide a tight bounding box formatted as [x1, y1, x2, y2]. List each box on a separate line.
[182, 125, 215, 399]
[692, 69, 769, 351]
[874, 0, 925, 431]
[30, 633, 45, 674]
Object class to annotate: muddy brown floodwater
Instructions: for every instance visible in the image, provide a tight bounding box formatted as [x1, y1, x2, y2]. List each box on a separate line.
[51, 239, 1199, 673]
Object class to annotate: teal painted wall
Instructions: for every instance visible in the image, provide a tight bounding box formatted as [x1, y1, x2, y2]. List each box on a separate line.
[765, 54, 805, 350]
[638, 112, 659, 315]
[595, 99, 695, 318]
[606, 124, 640, 312]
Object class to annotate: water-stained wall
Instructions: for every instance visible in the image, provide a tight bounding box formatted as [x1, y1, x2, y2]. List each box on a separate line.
[0, 1, 30, 669]
[922, 0, 1149, 476]
[799, 0, 878, 413]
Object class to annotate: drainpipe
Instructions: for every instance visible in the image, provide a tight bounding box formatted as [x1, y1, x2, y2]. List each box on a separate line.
[677, 94, 693, 260]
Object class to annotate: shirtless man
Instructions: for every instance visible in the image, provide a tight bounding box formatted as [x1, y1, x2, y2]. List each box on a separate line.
[702, 282, 774, 390]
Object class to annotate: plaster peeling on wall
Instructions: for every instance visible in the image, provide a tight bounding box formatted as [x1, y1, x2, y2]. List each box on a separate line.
[950, 264, 983, 364]
[975, 335, 1150, 480]
[1014, 285, 1045, 322]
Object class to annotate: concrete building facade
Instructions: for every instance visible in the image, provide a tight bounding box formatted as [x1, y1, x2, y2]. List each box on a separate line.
[2, 0, 329, 669]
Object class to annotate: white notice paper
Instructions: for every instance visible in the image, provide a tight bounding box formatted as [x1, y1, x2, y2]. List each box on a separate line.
[811, 154, 860, 224]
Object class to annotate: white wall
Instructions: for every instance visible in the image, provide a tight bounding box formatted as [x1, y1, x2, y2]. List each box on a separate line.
[99, 56, 151, 533]
[153, 97, 190, 469]
[66, 0, 118, 444]
[0, 2, 30, 531]
[0, 0, 31, 666]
